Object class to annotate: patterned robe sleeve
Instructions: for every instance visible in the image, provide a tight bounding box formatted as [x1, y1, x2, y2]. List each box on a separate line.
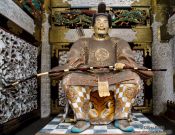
[49, 39, 87, 78]
[116, 39, 153, 78]
[67, 39, 87, 68]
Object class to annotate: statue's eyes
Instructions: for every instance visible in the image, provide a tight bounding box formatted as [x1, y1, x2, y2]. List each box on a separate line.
[96, 20, 101, 24]
[106, 102, 111, 109]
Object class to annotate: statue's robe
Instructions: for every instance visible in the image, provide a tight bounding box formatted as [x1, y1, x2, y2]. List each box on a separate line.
[50, 37, 153, 86]
[50, 36, 153, 124]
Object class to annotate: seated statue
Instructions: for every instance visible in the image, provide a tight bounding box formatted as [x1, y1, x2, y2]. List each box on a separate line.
[50, 2, 153, 133]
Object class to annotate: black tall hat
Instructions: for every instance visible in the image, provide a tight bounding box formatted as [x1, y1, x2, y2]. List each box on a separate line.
[92, 2, 112, 27]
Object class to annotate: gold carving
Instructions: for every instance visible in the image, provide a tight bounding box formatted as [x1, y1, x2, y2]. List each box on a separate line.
[42, 13, 46, 23]
[52, 43, 70, 50]
[44, 0, 51, 13]
[133, 27, 152, 43]
[134, 106, 152, 113]
[51, 0, 70, 8]
[50, 27, 69, 43]
[155, 4, 169, 24]
[33, 25, 41, 42]
[151, 0, 157, 14]
[132, 0, 151, 6]
[51, 8, 69, 16]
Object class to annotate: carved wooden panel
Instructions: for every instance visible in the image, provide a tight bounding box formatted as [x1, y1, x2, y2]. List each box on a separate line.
[0, 28, 38, 124]
[52, 8, 150, 28]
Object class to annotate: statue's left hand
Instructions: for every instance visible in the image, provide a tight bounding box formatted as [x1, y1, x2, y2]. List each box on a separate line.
[114, 63, 125, 70]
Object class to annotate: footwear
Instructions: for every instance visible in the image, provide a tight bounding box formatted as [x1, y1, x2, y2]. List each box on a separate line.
[71, 121, 90, 133]
[114, 119, 119, 128]
[114, 119, 134, 132]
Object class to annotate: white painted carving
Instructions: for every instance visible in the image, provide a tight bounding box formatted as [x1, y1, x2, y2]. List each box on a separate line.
[109, 29, 137, 42]
[151, 14, 175, 115]
[63, 0, 140, 7]
[0, 28, 38, 124]
[134, 80, 144, 106]
[58, 51, 68, 106]
[65, 29, 136, 42]
[167, 14, 175, 98]
[167, 14, 175, 36]
[0, 0, 35, 34]
[133, 50, 144, 66]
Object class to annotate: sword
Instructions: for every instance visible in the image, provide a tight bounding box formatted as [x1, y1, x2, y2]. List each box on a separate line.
[3, 66, 166, 88]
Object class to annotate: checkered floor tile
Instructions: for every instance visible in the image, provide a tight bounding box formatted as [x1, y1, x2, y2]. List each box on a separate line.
[37, 113, 165, 134]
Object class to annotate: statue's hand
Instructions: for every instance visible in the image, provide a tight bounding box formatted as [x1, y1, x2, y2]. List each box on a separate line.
[114, 63, 125, 70]
[49, 66, 65, 79]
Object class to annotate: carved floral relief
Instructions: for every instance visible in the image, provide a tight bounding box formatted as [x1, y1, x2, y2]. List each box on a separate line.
[0, 28, 38, 124]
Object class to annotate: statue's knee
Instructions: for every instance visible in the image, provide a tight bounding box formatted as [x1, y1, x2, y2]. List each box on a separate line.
[123, 84, 140, 98]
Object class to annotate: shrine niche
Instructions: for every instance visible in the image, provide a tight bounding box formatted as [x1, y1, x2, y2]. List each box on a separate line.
[49, 0, 153, 114]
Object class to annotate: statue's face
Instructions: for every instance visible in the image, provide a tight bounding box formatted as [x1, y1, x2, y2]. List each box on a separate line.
[94, 15, 109, 35]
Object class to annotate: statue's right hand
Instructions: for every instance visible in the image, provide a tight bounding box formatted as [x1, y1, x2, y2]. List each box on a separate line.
[114, 63, 125, 70]
[49, 66, 65, 79]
